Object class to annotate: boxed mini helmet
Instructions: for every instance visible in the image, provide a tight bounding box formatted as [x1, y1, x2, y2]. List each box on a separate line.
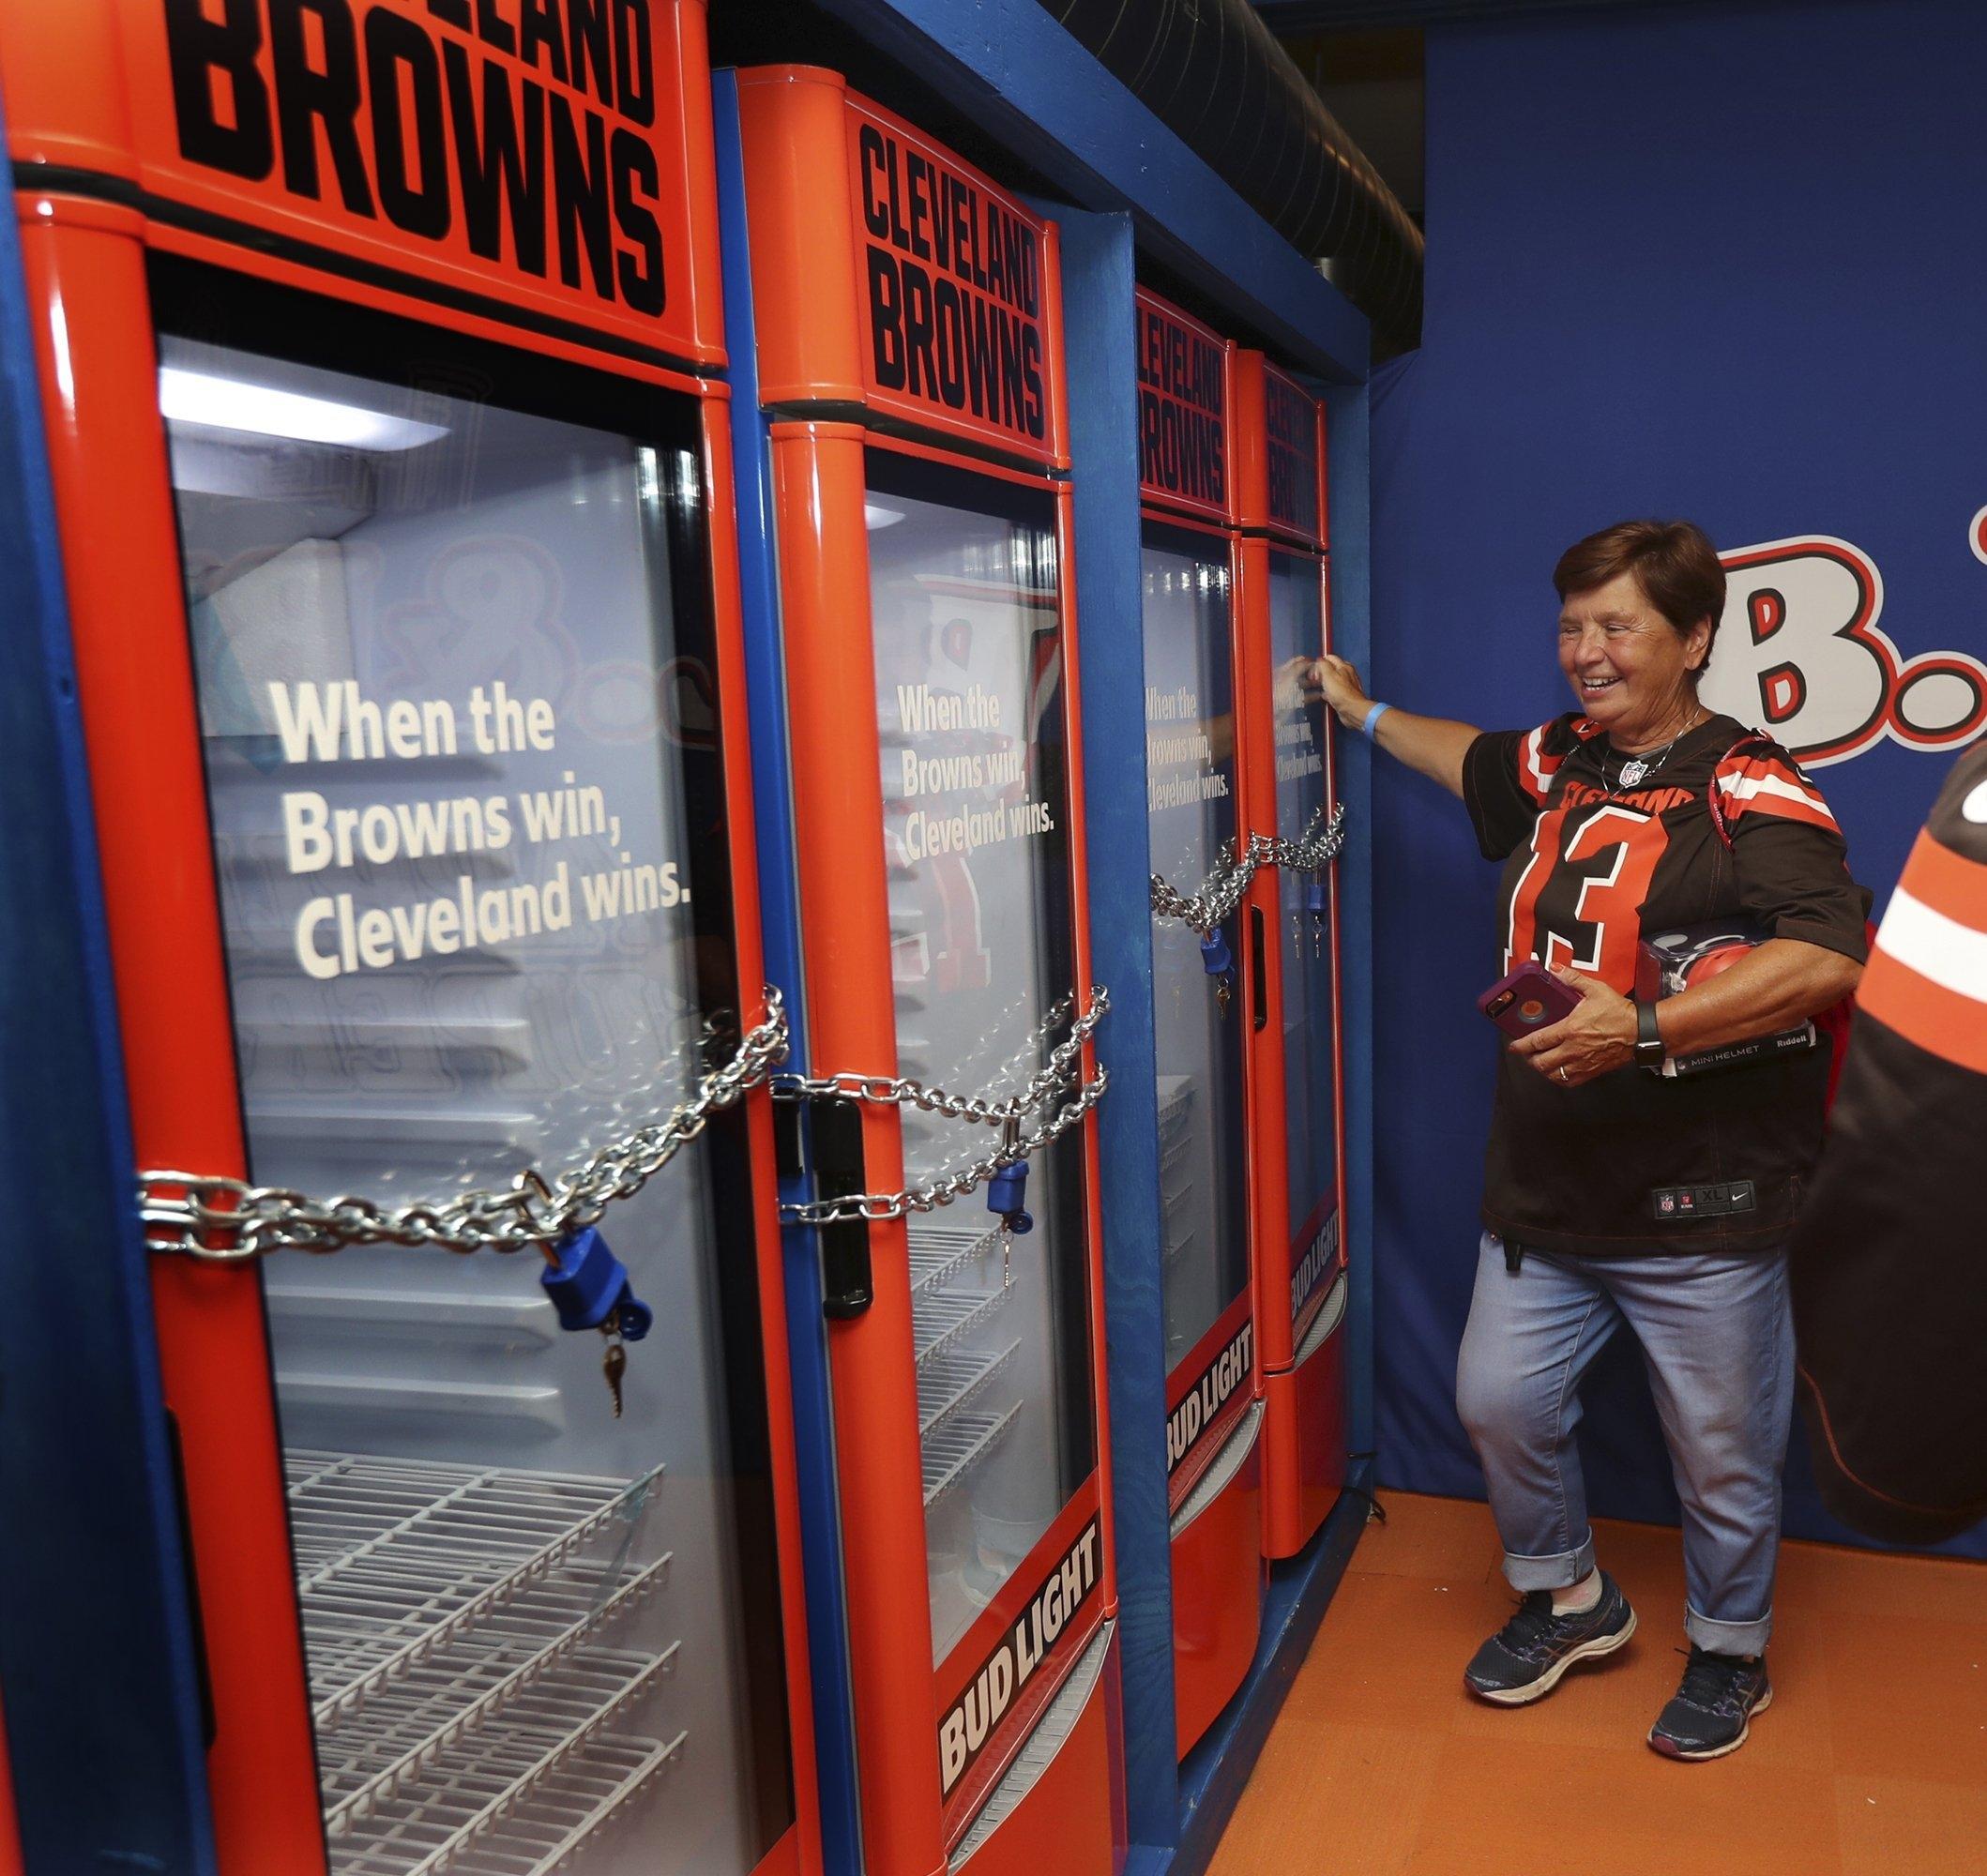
[1634, 919, 1817, 1078]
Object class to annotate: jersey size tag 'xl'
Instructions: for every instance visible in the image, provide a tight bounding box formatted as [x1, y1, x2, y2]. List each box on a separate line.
[1650, 1181, 1756, 1221]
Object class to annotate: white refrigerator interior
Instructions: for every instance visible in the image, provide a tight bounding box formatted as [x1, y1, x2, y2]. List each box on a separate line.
[864, 460, 1098, 1664]
[1268, 552, 1342, 1266]
[1140, 533, 1251, 1372]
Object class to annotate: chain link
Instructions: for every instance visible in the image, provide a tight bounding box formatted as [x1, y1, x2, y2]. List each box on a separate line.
[778, 1066, 1109, 1227]
[773, 986, 1111, 1224]
[139, 990, 794, 1263]
[1150, 801, 1347, 937]
[769, 987, 1109, 1126]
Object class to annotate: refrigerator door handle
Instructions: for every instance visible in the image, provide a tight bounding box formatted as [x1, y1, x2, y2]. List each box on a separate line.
[811, 1095, 876, 1318]
[1251, 904, 1269, 1035]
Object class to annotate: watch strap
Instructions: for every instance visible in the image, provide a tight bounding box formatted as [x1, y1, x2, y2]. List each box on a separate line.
[1635, 999, 1666, 1066]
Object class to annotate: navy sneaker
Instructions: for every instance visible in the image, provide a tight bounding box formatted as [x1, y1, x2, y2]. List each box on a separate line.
[1647, 1647, 1772, 1760]
[1464, 1572, 1636, 1704]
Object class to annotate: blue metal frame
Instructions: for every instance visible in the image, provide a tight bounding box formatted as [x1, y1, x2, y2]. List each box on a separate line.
[710, 70, 866, 1876]
[805, 0, 1370, 384]
[1052, 222, 1379, 1876]
[1156, 1458, 1373, 1876]
[1050, 204, 1181, 1852]
[0, 96, 217, 1876]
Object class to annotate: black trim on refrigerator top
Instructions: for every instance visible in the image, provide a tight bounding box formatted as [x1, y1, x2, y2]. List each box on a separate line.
[765, 397, 1070, 481]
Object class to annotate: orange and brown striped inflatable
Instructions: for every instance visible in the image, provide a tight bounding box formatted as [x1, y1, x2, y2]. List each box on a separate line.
[1792, 739, 1987, 1542]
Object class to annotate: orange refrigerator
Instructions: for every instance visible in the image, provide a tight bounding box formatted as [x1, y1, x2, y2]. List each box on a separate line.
[0, 4, 823, 1871]
[735, 66, 1125, 1876]
[1235, 352, 1351, 1560]
[1133, 285, 1268, 1756]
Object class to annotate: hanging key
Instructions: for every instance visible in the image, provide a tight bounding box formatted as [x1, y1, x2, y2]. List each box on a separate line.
[1202, 927, 1235, 1018]
[601, 1319, 628, 1418]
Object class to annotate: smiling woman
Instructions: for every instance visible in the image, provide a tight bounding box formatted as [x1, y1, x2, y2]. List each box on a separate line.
[1552, 521, 1721, 756]
[1308, 518, 1870, 1764]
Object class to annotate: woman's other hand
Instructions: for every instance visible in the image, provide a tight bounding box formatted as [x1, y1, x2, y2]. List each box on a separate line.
[1509, 965, 1639, 1086]
[1311, 655, 1371, 729]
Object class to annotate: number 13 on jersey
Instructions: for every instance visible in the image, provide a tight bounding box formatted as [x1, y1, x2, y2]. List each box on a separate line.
[1504, 803, 1672, 991]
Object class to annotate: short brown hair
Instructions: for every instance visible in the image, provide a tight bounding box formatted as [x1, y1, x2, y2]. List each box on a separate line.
[1554, 520, 1726, 672]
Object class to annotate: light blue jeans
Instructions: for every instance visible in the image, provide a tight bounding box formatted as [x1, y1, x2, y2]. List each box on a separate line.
[1455, 1231, 1795, 1656]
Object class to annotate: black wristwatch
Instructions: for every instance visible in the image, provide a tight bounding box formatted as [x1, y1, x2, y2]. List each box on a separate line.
[1634, 1000, 1667, 1068]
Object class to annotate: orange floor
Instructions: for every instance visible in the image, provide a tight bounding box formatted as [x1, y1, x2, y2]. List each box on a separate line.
[1207, 1492, 1987, 1876]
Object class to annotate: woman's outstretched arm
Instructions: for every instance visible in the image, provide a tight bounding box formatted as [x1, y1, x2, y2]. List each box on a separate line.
[1310, 655, 1479, 799]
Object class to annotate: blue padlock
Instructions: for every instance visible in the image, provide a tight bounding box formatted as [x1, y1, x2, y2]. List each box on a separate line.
[1199, 930, 1233, 976]
[987, 1161, 1034, 1234]
[1304, 880, 1330, 917]
[540, 1227, 653, 1341]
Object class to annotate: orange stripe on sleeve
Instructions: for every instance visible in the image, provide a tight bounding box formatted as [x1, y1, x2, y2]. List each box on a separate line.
[1856, 947, 1987, 1076]
[1516, 724, 1563, 805]
[1730, 791, 1841, 833]
[1901, 827, 1987, 934]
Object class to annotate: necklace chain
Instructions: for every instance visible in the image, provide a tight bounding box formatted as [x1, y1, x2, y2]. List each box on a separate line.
[1610, 706, 1706, 789]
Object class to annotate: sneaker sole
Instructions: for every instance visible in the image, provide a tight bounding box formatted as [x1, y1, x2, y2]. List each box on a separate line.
[1464, 1607, 1638, 1706]
[1646, 1684, 1773, 1761]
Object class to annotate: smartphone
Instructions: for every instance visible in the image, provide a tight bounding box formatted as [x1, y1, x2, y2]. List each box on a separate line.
[1479, 961, 1582, 1039]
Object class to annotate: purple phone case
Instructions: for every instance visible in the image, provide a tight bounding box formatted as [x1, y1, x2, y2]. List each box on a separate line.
[1478, 962, 1582, 1038]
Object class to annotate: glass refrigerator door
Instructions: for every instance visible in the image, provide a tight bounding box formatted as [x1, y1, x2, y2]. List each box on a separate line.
[863, 451, 1098, 1666]
[1140, 526, 1250, 1373]
[1267, 550, 1342, 1282]
[159, 272, 795, 1876]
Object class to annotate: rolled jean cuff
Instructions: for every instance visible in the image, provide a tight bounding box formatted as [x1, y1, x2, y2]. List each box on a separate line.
[1502, 1534, 1597, 1593]
[1686, 1601, 1772, 1656]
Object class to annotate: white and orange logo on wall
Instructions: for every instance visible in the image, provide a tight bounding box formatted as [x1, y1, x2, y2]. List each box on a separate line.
[1705, 525, 1987, 764]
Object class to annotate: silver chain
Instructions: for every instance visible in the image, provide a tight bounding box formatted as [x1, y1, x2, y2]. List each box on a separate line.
[1150, 801, 1347, 937]
[774, 986, 1111, 1225]
[779, 1068, 1109, 1227]
[139, 978, 1115, 1256]
[768, 987, 1108, 1126]
[139, 990, 795, 1263]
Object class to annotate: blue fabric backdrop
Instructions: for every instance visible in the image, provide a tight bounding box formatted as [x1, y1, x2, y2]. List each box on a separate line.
[1369, 0, 1987, 1557]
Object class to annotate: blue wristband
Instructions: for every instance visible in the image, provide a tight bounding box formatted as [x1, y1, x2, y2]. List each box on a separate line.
[1360, 701, 1393, 738]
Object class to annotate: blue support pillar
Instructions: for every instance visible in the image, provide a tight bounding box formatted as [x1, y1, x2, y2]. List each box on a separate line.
[1326, 385, 1377, 1460]
[0, 92, 216, 1876]
[1050, 204, 1182, 1855]
[711, 69, 865, 1876]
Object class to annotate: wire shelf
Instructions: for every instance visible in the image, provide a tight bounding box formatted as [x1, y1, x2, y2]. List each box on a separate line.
[912, 1278, 1014, 1370]
[1156, 1075, 1194, 1139]
[906, 1219, 1008, 1296]
[284, 1452, 661, 1724]
[922, 1403, 1022, 1508]
[318, 1564, 675, 1830]
[325, 1649, 684, 1876]
[918, 1339, 1021, 1442]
